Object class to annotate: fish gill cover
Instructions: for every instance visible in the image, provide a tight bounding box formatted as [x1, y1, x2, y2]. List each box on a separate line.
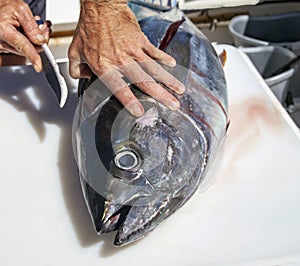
[72, 4, 228, 246]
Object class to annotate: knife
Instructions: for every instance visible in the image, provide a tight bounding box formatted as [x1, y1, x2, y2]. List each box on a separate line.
[36, 20, 68, 108]
[19, 20, 68, 108]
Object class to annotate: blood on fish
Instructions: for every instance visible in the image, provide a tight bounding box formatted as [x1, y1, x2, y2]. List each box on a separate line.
[159, 17, 186, 51]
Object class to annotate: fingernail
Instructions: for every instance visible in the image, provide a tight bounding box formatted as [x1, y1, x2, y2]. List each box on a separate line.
[36, 34, 46, 43]
[168, 100, 180, 110]
[168, 58, 176, 68]
[162, 59, 176, 68]
[130, 103, 144, 117]
[34, 62, 42, 73]
[178, 83, 185, 94]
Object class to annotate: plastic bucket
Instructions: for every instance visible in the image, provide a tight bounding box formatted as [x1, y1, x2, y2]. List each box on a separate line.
[241, 46, 296, 104]
[229, 12, 300, 55]
[229, 15, 268, 47]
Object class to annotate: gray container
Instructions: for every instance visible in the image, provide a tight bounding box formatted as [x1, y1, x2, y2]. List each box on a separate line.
[229, 16, 268, 47]
[241, 46, 296, 105]
[229, 13, 300, 55]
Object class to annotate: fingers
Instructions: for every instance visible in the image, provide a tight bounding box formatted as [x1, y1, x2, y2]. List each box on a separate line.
[0, 2, 50, 72]
[68, 39, 184, 117]
[99, 62, 181, 117]
[120, 62, 180, 110]
[140, 38, 186, 94]
[69, 60, 93, 80]
[1, 24, 42, 72]
[100, 69, 144, 117]
[35, 17, 52, 42]
[68, 48, 93, 79]
[139, 58, 185, 95]
[0, 40, 17, 54]
[15, 4, 46, 45]
[17, 34, 42, 72]
[143, 38, 176, 67]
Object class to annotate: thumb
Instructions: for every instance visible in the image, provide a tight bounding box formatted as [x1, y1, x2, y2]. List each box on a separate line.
[68, 43, 93, 79]
[69, 59, 93, 79]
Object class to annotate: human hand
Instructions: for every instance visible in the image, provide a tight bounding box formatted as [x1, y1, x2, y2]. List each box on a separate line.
[0, 0, 51, 72]
[68, 0, 185, 117]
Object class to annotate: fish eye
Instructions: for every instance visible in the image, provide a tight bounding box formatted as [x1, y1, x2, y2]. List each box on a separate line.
[114, 149, 140, 171]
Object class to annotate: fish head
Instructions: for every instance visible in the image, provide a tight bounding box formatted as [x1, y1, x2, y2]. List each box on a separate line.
[73, 79, 209, 246]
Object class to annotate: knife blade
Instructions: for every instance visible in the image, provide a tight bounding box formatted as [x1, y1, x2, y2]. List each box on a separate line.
[36, 20, 68, 108]
[39, 43, 68, 108]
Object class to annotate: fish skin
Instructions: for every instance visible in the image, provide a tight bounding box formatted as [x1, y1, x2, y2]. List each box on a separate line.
[72, 8, 228, 246]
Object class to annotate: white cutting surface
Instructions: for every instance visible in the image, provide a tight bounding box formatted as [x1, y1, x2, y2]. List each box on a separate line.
[1, 45, 300, 266]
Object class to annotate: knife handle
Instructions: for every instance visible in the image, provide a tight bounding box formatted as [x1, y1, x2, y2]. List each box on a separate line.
[36, 19, 45, 27]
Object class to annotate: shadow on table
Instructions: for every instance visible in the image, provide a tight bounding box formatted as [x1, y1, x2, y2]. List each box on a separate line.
[0, 64, 126, 256]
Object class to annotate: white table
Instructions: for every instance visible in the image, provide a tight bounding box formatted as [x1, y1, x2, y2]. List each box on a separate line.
[1, 45, 300, 266]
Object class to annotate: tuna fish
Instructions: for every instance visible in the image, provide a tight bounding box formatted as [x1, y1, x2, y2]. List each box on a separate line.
[72, 5, 228, 246]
